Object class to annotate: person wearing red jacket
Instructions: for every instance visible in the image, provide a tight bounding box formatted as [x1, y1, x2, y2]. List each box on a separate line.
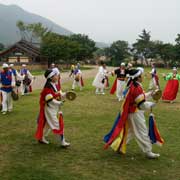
[35, 69, 70, 147]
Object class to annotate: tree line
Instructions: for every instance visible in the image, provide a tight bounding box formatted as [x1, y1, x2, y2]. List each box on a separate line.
[0, 21, 179, 67]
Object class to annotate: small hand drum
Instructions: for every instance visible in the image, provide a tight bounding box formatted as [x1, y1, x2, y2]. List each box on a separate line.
[15, 80, 21, 87]
[75, 75, 80, 82]
[66, 91, 76, 101]
[152, 89, 162, 101]
[11, 90, 19, 101]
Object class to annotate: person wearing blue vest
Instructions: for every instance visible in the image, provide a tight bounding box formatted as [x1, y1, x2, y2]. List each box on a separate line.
[20, 64, 34, 95]
[72, 66, 84, 91]
[9, 64, 23, 93]
[0, 63, 15, 114]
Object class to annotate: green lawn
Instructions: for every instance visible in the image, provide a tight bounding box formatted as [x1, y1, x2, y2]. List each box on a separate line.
[0, 68, 180, 180]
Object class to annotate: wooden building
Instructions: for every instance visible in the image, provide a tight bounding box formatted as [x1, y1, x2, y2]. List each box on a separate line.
[0, 40, 47, 64]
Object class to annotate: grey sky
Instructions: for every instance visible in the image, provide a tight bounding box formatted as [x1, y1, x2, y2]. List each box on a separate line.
[0, 0, 179, 44]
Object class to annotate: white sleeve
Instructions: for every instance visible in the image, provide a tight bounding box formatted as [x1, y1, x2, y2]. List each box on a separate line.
[139, 101, 155, 110]
[99, 67, 103, 73]
[27, 70, 34, 79]
[150, 68, 155, 75]
[145, 91, 153, 100]
[51, 99, 63, 106]
[11, 73, 15, 87]
[16, 70, 23, 80]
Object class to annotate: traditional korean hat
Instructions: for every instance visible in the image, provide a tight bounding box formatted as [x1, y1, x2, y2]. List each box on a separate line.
[128, 67, 144, 79]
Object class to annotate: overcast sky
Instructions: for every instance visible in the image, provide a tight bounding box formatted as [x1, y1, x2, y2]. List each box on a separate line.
[0, 0, 179, 44]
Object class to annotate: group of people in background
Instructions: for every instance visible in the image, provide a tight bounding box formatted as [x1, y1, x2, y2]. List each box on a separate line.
[92, 61, 164, 158]
[92, 61, 180, 104]
[93, 61, 133, 100]
[0, 63, 34, 114]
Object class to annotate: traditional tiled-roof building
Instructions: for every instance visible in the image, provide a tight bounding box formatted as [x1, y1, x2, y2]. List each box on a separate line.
[0, 40, 47, 64]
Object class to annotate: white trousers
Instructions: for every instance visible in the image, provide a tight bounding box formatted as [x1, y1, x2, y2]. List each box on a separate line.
[116, 80, 126, 100]
[95, 87, 104, 94]
[72, 80, 82, 90]
[1, 91, 13, 112]
[149, 78, 158, 90]
[127, 111, 152, 153]
[21, 84, 30, 95]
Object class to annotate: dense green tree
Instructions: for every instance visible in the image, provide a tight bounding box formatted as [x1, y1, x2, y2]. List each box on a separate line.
[41, 32, 71, 65]
[132, 29, 152, 65]
[158, 43, 175, 67]
[69, 34, 97, 61]
[105, 40, 130, 66]
[41, 32, 97, 65]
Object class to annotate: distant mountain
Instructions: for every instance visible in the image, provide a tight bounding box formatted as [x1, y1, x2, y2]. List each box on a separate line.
[0, 4, 73, 45]
[95, 42, 110, 48]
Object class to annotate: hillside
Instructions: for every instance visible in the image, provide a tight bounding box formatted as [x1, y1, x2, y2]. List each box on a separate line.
[0, 4, 73, 45]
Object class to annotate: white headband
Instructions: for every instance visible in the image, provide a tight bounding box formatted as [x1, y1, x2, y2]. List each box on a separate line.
[130, 70, 142, 79]
[47, 71, 56, 79]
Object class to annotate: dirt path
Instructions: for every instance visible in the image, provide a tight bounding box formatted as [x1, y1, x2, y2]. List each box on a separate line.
[32, 66, 114, 90]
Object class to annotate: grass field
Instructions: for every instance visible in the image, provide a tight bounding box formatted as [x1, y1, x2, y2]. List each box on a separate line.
[0, 68, 180, 180]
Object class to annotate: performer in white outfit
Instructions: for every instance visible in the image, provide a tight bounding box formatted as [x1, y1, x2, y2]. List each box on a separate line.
[50, 63, 61, 89]
[72, 67, 83, 91]
[110, 62, 128, 101]
[148, 63, 160, 90]
[0, 63, 15, 114]
[92, 61, 106, 94]
[35, 69, 70, 147]
[103, 64, 110, 89]
[9, 64, 23, 94]
[20, 64, 34, 95]
[104, 68, 161, 159]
